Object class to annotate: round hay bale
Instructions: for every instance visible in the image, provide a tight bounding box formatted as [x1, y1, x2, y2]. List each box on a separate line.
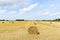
[34, 23, 37, 25]
[2, 22, 4, 23]
[50, 22, 52, 24]
[28, 26, 39, 35]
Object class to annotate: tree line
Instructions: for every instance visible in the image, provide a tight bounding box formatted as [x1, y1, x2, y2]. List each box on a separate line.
[0, 18, 60, 21]
[0, 19, 24, 21]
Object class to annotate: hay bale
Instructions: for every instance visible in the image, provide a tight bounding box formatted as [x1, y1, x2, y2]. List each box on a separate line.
[28, 26, 39, 35]
[34, 23, 37, 25]
[2, 22, 4, 23]
[50, 22, 52, 24]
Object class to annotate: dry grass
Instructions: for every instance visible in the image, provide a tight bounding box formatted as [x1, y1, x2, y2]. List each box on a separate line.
[0, 21, 60, 40]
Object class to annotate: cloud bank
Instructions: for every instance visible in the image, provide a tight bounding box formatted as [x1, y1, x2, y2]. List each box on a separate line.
[0, 0, 31, 7]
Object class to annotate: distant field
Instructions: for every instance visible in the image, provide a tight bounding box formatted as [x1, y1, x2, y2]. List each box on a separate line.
[0, 21, 60, 40]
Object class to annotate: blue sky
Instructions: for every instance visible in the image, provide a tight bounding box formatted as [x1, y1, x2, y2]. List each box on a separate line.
[0, 0, 60, 20]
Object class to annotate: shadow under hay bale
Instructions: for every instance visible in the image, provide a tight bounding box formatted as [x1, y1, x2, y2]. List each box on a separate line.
[28, 26, 39, 35]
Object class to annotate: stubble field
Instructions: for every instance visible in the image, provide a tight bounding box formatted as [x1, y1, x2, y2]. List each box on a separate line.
[0, 21, 60, 40]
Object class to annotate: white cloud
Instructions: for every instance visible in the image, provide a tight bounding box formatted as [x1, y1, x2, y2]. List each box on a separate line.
[36, 9, 49, 16]
[0, 0, 31, 7]
[49, 4, 56, 10]
[8, 11, 17, 15]
[0, 9, 7, 15]
[49, 12, 60, 16]
[0, 0, 32, 15]
[50, 4, 55, 8]
[0, 9, 17, 15]
[35, 4, 57, 17]
[41, 9, 49, 15]
[19, 3, 39, 14]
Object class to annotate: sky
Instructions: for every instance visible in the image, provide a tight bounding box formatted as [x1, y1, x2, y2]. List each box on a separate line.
[0, 0, 60, 20]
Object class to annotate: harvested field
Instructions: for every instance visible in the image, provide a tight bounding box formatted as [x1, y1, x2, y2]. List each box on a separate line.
[0, 21, 60, 40]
